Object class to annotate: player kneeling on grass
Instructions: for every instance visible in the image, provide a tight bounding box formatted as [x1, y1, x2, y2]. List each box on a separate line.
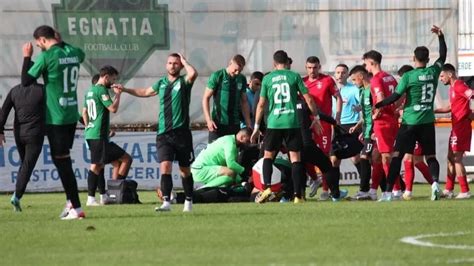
[83, 66, 132, 207]
[435, 63, 472, 199]
[191, 128, 251, 191]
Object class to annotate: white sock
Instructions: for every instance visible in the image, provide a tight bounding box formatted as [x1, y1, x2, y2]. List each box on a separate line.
[87, 196, 96, 202]
[75, 207, 83, 213]
[369, 188, 377, 194]
[100, 194, 107, 200]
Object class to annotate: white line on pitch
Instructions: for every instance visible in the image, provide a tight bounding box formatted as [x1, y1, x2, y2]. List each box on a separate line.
[400, 231, 474, 250]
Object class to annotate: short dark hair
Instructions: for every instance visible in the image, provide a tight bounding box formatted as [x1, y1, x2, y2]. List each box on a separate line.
[397, 65, 414, 77]
[273, 50, 289, 65]
[168, 53, 180, 59]
[33, 25, 56, 39]
[287, 57, 293, 65]
[414, 46, 429, 63]
[250, 71, 264, 81]
[232, 54, 246, 68]
[349, 65, 368, 76]
[99, 65, 119, 77]
[306, 56, 320, 65]
[441, 63, 456, 74]
[336, 63, 349, 71]
[362, 50, 382, 64]
[238, 127, 252, 137]
[91, 74, 100, 84]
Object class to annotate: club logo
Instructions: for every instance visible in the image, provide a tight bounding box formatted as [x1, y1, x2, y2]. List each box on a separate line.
[53, 0, 169, 83]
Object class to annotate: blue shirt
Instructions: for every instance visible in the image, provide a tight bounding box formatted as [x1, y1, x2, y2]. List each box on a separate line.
[337, 83, 360, 125]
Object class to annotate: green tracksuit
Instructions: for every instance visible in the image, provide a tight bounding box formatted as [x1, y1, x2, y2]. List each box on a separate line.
[191, 135, 244, 187]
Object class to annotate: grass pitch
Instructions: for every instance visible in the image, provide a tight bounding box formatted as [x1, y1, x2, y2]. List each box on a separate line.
[1, 185, 473, 266]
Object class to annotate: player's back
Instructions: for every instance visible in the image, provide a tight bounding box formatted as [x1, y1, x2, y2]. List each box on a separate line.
[84, 85, 111, 140]
[371, 71, 397, 123]
[262, 69, 305, 129]
[398, 66, 441, 125]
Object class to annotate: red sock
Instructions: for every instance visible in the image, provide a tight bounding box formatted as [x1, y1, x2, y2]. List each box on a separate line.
[393, 176, 401, 191]
[457, 175, 470, 193]
[404, 161, 414, 192]
[322, 173, 329, 191]
[445, 175, 455, 191]
[305, 164, 317, 180]
[371, 162, 384, 190]
[415, 162, 433, 184]
[382, 162, 390, 178]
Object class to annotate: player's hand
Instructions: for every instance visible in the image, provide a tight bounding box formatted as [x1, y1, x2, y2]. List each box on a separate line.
[112, 84, 123, 94]
[207, 119, 217, 131]
[109, 130, 116, 138]
[431, 25, 443, 36]
[372, 108, 381, 120]
[0, 134, 5, 146]
[349, 126, 357, 134]
[371, 133, 376, 141]
[22, 43, 33, 57]
[177, 53, 188, 65]
[310, 119, 323, 136]
[358, 133, 363, 142]
[250, 128, 262, 144]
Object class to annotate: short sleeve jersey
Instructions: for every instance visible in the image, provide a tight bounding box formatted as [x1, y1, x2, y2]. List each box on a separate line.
[207, 69, 247, 126]
[28, 43, 85, 125]
[450, 79, 473, 124]
[339, 83, 361, 124]
[303, 74, 338, 116]
[260, 69, 308, 129]
[151, 75, 193, 135]
[396, 59, 443, 125]
[360, 86, 373, 139]
[370, 71, 398, 123]
[84, 84, 113, 140]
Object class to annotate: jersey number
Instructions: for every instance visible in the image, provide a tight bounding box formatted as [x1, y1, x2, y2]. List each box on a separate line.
[63, 66, 79, 93]
[86, 99, 97, 120]
[273, 83, 291, 104]
[421, 83, 434, 103]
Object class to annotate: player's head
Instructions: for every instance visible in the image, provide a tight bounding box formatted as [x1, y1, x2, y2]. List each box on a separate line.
[273, 50, 289, 69]
[413, 46, 430, 65]
[91, 74, 100, 85]
[166, 53, 183, 77]
[439, 63, 456, 85]
[33, 25, 57, 51]
[249, 71, 264, 92]
[285, 57, 293, 69]
[305, 56, 321, 78]
[236, 128, 251, 146]
[397, 65, 414, 78]
[334, 63, 349, 84]
[362, 50, 382, 74]
[99, 65, 119, 88]
[228, 54, 246, 77]
[349, 65, 368, 88]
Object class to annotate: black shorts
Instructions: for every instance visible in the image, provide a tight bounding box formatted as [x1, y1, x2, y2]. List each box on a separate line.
[361, 138, 374, 156]
[87, 139, 125, 164]
[157, 128, 194, 167]
[263, 128, 302, 152]
[46, 123, 76, 156]
[208, 124, 241, 143]
[330, 123, 362, 156]
[394, 123, 436, 156]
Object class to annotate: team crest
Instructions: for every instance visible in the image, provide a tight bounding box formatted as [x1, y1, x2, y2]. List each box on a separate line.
[102, 94, 110, 101]
[317, 82, 322, 89]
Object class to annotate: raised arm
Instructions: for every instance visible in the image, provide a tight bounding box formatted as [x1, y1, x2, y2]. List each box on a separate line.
[431, 25, 447, 64]
[21, 43, 36, 86]
[178, 53, 198, 84]
[119, 85, 157, 98]
[106, 88, 122, 113]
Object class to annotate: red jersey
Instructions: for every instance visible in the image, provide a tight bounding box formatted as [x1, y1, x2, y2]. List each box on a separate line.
[450, 79, 473, 124]
[303, 74, 338, 116]
[370, 71, 398, 123]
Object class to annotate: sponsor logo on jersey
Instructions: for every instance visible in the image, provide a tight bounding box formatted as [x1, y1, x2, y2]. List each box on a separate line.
[101, 94, 110, 101]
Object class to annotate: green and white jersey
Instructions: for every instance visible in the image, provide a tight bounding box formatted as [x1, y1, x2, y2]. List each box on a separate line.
[28, 43, 85, 125]
[396, 59, 444, 125]
[152, 75, 193, 135]
[84, 84, 113, 140]
[360, 85, 373, 139]
[260, 69, 308, 129]
[207, 69, 247, 126]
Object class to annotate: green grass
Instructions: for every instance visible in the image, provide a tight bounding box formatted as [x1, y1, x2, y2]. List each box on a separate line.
[1, 185, 473, 266]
